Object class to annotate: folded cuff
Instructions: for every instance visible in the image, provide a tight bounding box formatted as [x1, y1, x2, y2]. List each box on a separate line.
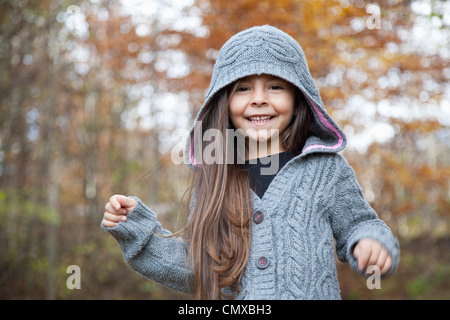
[100, 197, 158, 261]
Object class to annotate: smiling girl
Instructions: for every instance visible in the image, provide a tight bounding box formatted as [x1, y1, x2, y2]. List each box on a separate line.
[229, 74, 298, 159]
[101, 25, 399, 300]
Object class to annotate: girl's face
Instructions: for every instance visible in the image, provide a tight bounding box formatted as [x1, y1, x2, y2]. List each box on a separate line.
[229, 74, 296, 156]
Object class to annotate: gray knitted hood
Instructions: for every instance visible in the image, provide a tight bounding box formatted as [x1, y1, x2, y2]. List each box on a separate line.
[184, 25, 346, 168]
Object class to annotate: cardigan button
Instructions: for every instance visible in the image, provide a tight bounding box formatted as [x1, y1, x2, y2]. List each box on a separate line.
[253, 211, 264, 224]
[256, 256, 269, 269]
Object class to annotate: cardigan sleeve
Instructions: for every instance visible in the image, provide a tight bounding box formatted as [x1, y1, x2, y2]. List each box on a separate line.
[100, 197, 194, 294]
[329, 155, 400, 276]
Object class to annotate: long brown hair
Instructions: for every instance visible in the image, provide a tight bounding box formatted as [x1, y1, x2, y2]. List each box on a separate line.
[183, 80, 311, 300]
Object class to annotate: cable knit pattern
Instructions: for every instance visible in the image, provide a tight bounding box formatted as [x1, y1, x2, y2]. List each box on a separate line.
[102, 154, 399, 299]
[101, 25, 399, 299]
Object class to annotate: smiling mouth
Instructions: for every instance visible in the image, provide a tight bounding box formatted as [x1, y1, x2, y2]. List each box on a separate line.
[246, 115, 275, 123]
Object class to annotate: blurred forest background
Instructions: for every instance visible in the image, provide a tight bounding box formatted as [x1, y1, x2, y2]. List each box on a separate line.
[1, 0, 449, 300]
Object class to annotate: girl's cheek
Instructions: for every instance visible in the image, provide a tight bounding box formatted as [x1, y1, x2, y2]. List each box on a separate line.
[229, 99, 245, 112]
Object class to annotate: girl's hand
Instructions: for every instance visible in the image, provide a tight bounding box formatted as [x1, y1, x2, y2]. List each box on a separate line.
[353, 238, 392, 276]
[102, 195, 137, 228]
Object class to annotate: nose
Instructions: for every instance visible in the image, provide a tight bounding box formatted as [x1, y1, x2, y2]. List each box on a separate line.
[251, 88, 268, 107]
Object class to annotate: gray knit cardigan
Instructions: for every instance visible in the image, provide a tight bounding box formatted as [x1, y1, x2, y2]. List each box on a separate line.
[101, 25, 399, 299]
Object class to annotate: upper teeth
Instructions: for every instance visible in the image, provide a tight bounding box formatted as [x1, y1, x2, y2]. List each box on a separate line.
[249, 116, 272, 122]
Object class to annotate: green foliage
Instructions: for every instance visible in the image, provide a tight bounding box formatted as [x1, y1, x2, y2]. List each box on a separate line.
[0, 189, 60, 226]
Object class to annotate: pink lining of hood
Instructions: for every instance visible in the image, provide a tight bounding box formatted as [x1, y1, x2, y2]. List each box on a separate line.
[302, 96, 344, 153]
[189, 134, 201, 167]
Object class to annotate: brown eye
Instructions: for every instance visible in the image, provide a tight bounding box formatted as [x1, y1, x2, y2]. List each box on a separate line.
[269, 85, 283, 90]
[237, 86, 250, 92]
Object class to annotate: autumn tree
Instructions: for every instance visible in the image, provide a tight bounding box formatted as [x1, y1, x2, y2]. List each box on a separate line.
[170, 0, 450, 299]
[1, 0, 448, 299]
[0, 0, 187, 299]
